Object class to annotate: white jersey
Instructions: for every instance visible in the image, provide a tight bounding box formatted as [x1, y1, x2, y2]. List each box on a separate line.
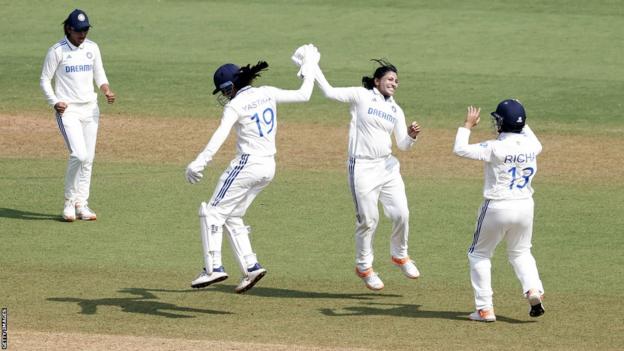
[195, 77, 314, 164]
[40, 37, 109, 106]
[315, 70, 415, 159]
[453, 125, 542, 200]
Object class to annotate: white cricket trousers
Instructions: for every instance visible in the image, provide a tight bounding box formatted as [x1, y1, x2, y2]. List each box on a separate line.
[468, 198, 544, 310]
[199, 154, 275, 275]
[348, 155, 410, 271]
[55, 101, 99, 206]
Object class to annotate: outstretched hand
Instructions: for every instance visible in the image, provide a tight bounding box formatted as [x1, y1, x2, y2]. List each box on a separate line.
[464, 106, 481, 129]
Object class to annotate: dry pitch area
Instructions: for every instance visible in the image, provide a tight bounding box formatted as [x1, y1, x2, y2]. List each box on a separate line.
[2, 113, 622, 183]
[2, 112, 622, 350]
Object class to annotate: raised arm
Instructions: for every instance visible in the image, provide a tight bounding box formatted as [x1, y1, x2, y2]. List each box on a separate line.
[314, 66, 360, 103]
[453, 106, 493, 161]
[521, 124, 542, 154]
[269, 73, 314, 103]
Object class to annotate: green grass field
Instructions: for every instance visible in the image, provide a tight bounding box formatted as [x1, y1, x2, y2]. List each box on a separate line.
[1, 1, 623, 350]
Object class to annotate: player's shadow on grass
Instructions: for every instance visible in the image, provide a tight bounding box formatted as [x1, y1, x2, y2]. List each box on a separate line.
[152, 285, 401, 300]
[47, 288, 232, 318]
[0, 207, 63, 221]
[320, 302, 534, 324]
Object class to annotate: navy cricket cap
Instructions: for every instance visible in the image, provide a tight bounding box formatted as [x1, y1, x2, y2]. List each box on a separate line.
[491, 99, 526, 133]
[66, 9, 90, 31]
[212, 63, 240, 95]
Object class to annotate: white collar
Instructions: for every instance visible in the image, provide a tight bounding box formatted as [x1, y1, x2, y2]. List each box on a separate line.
[64, 36, 82, 50]
[372, 87, 394, 103]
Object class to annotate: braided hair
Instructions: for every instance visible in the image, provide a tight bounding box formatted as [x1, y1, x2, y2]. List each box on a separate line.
[361, 59, 397, 90]
[236, 61, 269, 89]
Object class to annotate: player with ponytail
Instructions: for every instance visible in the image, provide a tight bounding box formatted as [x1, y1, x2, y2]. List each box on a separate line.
[185, 46, 319, 293]
[309, 57, 422, 291]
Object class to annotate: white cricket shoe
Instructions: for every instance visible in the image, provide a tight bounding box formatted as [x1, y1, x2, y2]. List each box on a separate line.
[191, 267, 229, 288]
[63, 200, 76, 222]
[469, 308, 496, 322]
[235, 263, 267, 294]
[76, 204, 97, 221]
[391, 256, 420, 279]
[526, 289, 545, 317]
[355, 267, 384, 291]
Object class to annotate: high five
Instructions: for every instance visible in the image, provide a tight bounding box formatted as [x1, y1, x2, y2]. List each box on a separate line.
[306, 58, 421, 290]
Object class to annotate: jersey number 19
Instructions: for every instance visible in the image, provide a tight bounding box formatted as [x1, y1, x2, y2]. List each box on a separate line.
[250, 107, 275, 137]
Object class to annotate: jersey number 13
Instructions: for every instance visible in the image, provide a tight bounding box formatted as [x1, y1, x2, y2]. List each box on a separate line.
[508, 166, 535, 189]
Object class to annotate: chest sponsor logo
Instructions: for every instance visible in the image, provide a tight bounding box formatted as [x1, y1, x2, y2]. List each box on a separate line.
[367, 107, 396, 124]
[65, 64, 94, 73]
[86, 52, 93, 59]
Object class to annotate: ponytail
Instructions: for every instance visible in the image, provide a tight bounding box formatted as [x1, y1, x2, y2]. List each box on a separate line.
[361, 59, 397, 89]
[236, 61, 269, 88]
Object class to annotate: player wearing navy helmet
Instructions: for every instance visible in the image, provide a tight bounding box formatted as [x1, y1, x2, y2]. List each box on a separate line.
[453, 100, 545, 322]
[185, 45, 319, 293]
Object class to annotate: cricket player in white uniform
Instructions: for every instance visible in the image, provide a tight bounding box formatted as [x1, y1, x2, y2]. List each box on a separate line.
[453, 100, 545, 322]
[185, 46, 318, 294]
[40, 9, 116, 222]
[300, 57, 421, 291]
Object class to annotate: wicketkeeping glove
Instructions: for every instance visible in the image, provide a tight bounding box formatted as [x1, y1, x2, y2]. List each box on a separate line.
[302, 44, 320, 66]
[185, 159, 206, 184]
[291, 45, 306, 67]
[291, 44, 320, 79]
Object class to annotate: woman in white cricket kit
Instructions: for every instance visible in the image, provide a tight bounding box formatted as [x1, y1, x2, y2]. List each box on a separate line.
[40, 9, 116, 222]
[185, 46, 318, 294]
[453, 100, 545, 322]
[311, 59, 421, 291]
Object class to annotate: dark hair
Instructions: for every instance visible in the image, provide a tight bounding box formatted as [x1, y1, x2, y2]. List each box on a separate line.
[63, 19, 71, 36]
[362, 59, 398, 89]
[235, 61, 269, 89]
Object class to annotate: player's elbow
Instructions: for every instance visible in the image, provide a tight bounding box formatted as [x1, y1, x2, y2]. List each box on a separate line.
[397, 141, 413, 151]
[322, 90, 342, 101]
[322, 89, 337, 99]
[301, 90, 313, 101]
[453, 145, 468, 157]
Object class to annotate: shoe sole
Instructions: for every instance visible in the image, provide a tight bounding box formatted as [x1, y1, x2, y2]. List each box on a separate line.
[191, 275, 229, 289]
[78, 216, 97, 221]
[365, 283, 384, 291]
[401, 271, 420, 279]
[235, 270, 266, 294]
[469, 317, 496, 323]
[63, 216, 75, 222]
[528, 295, 545, 317]
[391, 261, 420, 279]
[355, 267, 385, 290]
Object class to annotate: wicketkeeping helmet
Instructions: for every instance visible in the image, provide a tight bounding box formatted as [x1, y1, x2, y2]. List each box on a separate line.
[491, 99, 526, 133]
[212, 63, 240, 95]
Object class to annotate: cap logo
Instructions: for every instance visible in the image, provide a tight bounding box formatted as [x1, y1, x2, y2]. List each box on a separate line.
[77, 14, 86, 22]
[516, 116, 523, 123]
